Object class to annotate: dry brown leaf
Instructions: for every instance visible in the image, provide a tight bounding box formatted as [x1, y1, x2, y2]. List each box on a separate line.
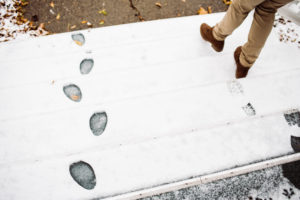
[71, 95, 79, 101]
[155, 2, 162, 8]
[208, 6, 212, 14]
[16, 21, 23, 25]
[56, 13, 60, 20]
[20, 17, 28, 23]
[197, 7, 208, 15]
[70, 25, 76, 29]
[87, 22, 93, 27]
[223, 0, 232, 5]
[21, 1, 29, 6]
[81, 20, 87, 24]
[50, 1, 55, 8]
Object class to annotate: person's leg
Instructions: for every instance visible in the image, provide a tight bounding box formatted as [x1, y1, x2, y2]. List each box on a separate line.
[200, 0, 265, 52]
[239, 0, 293, 68]
[213, 0, 265, 41]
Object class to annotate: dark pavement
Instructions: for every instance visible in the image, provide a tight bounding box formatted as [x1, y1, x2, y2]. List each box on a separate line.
[22, 0, 228, 33]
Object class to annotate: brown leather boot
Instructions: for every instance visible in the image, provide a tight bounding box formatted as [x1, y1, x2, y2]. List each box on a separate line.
[234, 46, 250, 79]
[200, 23, 224, 52]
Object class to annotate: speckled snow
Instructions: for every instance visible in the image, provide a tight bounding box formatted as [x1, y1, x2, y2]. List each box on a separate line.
[0, 0, 48, 43]
[141, 164, 300, 200]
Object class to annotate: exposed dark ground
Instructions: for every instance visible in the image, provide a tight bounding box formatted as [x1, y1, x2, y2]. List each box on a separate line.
[22, 0, 228, 33]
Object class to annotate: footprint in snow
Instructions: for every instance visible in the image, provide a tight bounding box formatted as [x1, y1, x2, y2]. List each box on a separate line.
[80, 58, 94, 74]
[72, 33, 85, 46]
[63, 84, 82, 102]
[90, 112, 108, 136]
[69, 161, 96, 190]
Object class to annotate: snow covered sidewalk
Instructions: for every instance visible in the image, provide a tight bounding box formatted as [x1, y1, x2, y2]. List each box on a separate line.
[0, 12, 300, 200]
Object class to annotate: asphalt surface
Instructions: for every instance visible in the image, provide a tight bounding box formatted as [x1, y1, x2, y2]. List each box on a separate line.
[22, 0, 228, 33]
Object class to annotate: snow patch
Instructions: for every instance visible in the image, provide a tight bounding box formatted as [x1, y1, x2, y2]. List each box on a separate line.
[273, 13, 300, 49]
[142, 165, 300, 200]
[0, 0, 48, 43]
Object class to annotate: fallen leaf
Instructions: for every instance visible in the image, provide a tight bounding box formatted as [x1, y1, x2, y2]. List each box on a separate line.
[20, 16, 28, 23]
[98, 9, 107, 15]
[70, 25, 76, 29]
[71, 95, 79, 101]
[21, 1, 29, 6]
[155, 2, 162, 8]
[99, 20, 105, 25]
[223, 0, 232, 5]
[50, 1, 54, 8]
[208, 6, 212, 14]
[81, 20, 87, 24]
[197, 7, 208, 15]
[75, 40, 83, 46]
[56, 13, 60, 20]
[87, 22, 93, 27]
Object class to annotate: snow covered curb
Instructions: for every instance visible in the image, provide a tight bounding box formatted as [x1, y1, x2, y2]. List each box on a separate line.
[103, 154, 300, 200]
[142, 162, 300, 200]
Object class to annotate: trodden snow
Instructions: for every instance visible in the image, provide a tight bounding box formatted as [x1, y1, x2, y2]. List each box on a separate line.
[0, 7, 300, 200]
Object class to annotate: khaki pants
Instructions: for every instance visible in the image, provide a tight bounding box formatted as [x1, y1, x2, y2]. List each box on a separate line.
[213, 0, 292, 67]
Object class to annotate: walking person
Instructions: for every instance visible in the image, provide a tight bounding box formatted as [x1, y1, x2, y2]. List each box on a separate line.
[200, 0, 292, 78]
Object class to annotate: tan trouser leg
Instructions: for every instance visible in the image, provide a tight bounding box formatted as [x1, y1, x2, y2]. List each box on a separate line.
[213, 0, 292, 67]
[240, 0, 292, 67]
[213, 0, 265, 41]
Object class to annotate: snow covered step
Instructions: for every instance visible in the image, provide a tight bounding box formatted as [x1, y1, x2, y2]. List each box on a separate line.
[0, 69, 299, 165]
[0, 11, 300, 200]
[0, 112, 297, 200]
[1, 56, 299, 122]
[0, 13, 299, 90]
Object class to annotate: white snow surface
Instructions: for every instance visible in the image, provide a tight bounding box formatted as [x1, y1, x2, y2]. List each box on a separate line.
[278, 0, 300, 26]
[0, 12, 300, 199]
[275, 1, 300, 48]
